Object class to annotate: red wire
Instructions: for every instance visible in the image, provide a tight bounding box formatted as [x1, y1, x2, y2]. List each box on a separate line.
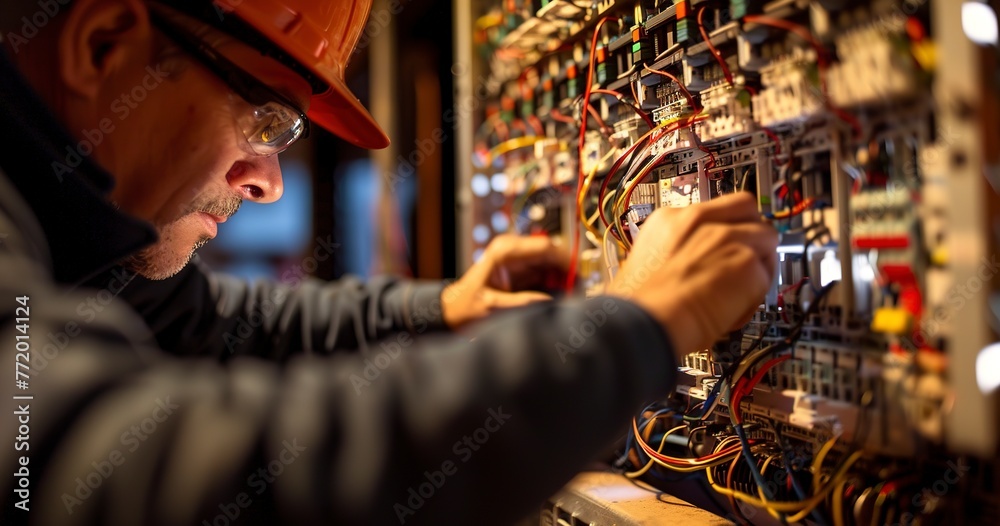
[621, 116, 709, 216]
[631, 418, 743, 465]
[696, 141, 717, 172]
[528, 115, 545, 135]
[778, 276, 810, 323]
[698, 7, 734, 86]
[732, 355, 791, 424]
[569, 16, 618, 292]
[761, 127, 783, 157]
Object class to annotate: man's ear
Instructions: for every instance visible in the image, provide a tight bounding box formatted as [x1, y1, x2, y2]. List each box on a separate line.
[57, 0, 151, 100]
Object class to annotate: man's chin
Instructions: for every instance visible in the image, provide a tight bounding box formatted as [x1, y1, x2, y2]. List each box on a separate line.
[122, 239, 208, 281]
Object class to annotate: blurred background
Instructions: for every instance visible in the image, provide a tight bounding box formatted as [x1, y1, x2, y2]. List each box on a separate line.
[198, 0, 458, 283]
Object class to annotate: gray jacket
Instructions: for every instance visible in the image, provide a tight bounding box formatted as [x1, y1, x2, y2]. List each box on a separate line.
[0, 48, 677, 526]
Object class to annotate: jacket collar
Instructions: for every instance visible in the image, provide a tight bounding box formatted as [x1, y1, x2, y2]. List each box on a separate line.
[0, 47, 158, 285]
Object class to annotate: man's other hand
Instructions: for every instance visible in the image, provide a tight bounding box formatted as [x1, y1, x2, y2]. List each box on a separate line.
[608, 193, 779, 356]
[442, 235, 570, 329]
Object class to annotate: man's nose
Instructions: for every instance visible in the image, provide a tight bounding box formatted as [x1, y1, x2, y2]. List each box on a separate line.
[226, 155, 284, 203]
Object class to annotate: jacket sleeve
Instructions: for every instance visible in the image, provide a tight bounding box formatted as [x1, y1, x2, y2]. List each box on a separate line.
[1, 258, 679, 526]
[112, 256, 451, 360]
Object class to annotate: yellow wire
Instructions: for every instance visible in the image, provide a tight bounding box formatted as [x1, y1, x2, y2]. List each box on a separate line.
[625, 425, 687, 478]
[651, 456, 738, 473]
[602, 221, 618, 281]
[508, 177, 539, 232]
[475, 12, 503, 30]
[487, 136, 546, 162]
[579, 148, 618, 240]
[785, 454, 861, 523]
[833, 477, 848, 526]
[614, 154, 661, 250]
[706, 450, 863, 516]
[582, 189, 620, 229]
[757, 454, 784, 521]
[812, 434, 841, 494]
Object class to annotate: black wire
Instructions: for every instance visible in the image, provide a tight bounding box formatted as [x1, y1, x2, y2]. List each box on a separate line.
[742, 281, 839, 374]
[788, 280, 838, 343]
[796, 226, 831, 313]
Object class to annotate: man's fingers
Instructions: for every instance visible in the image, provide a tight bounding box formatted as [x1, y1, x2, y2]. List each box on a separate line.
[489, 290, 553, 310]
[684, 223, 779, 262]
[644, 193, 764, 248]
[695, 192, 762, 223]
[650, 192, 761, 227]
[488, 234, 570, 270]
[725, 245, 773, 331]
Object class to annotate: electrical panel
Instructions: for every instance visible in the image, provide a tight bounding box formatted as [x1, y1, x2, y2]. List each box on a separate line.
[456, 0, 1000, 524]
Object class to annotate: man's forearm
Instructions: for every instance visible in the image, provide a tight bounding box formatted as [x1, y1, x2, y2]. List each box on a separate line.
[5, 291, 676, 526]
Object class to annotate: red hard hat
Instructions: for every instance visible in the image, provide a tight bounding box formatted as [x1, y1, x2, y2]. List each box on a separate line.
[215, 0, 389, 149]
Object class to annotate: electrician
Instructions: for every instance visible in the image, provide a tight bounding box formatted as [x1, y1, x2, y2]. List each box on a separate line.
[0, 0, 777, 524]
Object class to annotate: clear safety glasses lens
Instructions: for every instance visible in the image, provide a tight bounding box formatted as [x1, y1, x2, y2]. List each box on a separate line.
[242, 101, 307, 156]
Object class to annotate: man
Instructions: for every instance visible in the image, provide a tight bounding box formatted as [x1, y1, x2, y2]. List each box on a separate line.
[0, 0, 777, 525]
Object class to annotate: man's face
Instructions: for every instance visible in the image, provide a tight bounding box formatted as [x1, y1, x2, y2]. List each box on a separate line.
[93, 10, 312, 279]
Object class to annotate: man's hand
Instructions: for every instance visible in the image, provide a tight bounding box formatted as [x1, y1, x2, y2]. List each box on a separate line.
[442, 235, 570, 329]
[608, 193, 779, 356]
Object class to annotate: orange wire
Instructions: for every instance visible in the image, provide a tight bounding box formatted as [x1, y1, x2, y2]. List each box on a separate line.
[587, 105, 611, 135]
[550, 108, 575, 124]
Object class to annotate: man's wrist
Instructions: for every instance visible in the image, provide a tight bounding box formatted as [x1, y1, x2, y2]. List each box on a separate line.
[405, 281, 451, 334]
[606, 291, 702, 362]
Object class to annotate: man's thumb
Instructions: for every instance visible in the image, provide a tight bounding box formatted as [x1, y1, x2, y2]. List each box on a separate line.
[489, 290, 553, 310]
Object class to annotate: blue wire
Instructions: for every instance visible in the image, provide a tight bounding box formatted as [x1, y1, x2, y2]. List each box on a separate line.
[618, 406, 675, 468]
[780, 446, 829, 526]
[684, 380, 725, 422]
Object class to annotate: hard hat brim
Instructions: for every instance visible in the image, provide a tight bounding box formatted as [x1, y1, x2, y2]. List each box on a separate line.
[310, 75, 391, 150]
